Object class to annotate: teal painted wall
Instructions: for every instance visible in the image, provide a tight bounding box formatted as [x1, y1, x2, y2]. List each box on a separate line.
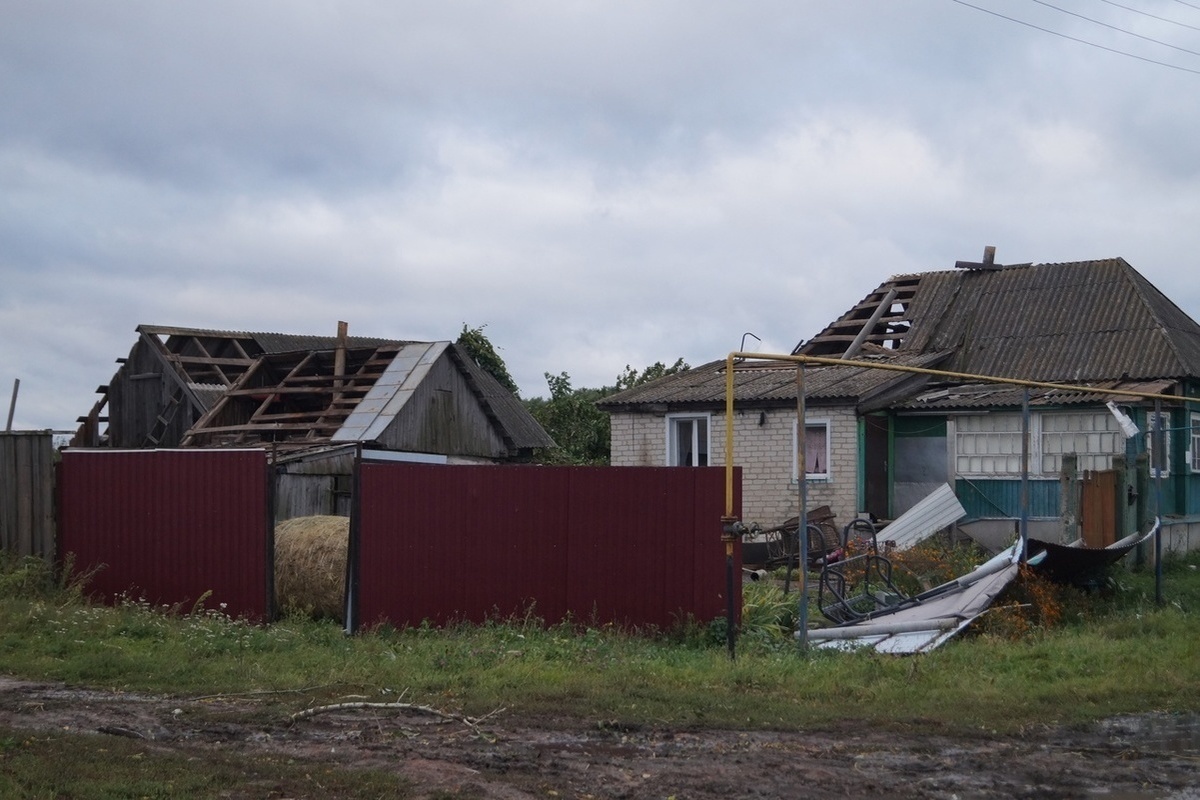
[956, 478, 1060, 519]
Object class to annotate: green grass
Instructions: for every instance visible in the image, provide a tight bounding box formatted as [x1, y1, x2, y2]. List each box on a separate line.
[0, 729, 412, 799]
[1, 549, 1198, 734]
[2, 548, 1199, 796]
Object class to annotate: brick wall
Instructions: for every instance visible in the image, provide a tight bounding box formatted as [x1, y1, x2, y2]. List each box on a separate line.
[609, 405, 860, 528]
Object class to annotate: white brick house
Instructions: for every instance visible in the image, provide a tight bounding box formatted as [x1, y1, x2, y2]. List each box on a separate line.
[602, 256, 1200, 551]
[600, 357, 932, 529]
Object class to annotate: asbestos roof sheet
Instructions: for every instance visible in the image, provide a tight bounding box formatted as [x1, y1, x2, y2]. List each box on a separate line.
[138, 323, 410, 358]
[897, 379, 1176, 411]
[597, 351, 949, 409]
[800, 258, 1200, 383]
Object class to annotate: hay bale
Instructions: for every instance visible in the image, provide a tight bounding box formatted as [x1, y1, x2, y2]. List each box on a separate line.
[274, 515, 349, 622]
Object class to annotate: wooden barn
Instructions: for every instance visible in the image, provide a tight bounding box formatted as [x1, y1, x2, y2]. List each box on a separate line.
[73, 323, 554, 518]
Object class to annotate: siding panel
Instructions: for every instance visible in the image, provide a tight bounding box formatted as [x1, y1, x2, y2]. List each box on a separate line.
[353, 464, 737, 630]
[58, 449, 271, 620]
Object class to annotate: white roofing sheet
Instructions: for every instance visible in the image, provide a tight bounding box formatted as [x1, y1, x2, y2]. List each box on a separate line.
[332, 341, 448, 443]
[879, 483, 967, 551]
[804, 543, 1021, 654]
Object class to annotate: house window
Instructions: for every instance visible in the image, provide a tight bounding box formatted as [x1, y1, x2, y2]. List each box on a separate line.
[1040, 412, 1124, 474]
[667, 414, 709, 466]
[793, 419, 831, 481]
[1146, 411, 1171, 478]
[955, 414, 1025, 476]
[956, 412, 1127, 477]
[1191, 413, 1200, 473]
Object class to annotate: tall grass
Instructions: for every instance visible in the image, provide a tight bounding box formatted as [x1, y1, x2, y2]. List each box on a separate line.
[1, 547, 1198, 734]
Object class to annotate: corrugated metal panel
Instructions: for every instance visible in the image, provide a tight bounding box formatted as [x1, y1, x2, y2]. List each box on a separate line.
[810, 543, 1021, 654]
[352, 464, 738, 630]
[58, 449, 272, 620]
[877, 484, 966, 550]
[0, 431, 56, 560]
[356, 463, 572, 626]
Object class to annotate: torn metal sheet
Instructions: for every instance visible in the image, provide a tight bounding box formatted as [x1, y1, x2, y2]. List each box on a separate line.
[803, 542, 1021, 654]
[1028, 518, 1159, 589]
[877, 483, 967, 551]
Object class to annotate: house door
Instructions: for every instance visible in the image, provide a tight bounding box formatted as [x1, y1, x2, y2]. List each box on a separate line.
[863, 414, 889, 521]
[1080, 469, 1118, 547]
[892, 416, 948, 518]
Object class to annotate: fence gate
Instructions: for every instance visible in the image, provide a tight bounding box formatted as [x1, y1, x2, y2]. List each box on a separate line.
[1080, 469, 1118, 547]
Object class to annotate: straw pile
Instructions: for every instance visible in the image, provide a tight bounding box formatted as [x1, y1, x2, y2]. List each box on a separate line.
[274, 515, 348, 622]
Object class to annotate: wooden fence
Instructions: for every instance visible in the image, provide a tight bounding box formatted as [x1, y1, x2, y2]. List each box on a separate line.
[0, 431, 56, 561]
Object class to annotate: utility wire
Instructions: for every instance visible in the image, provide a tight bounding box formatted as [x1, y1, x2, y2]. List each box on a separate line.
[1032, 0, 1200, 58]
[949, 0, 1200, 75]
[1099, 0, 1200, 33]
[1171, 0, 1200, 11]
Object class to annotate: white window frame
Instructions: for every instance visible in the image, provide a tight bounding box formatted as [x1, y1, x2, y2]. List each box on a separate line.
[666, 413, 711, 467]
[792, 418, 831, 482]
[1146, 411, 1171, 478]
[1190, 412, 1200, 473]
[955, 413, 1029, 477]
[955, 411, 1125, 477]
[1039, 411, 1125, 474]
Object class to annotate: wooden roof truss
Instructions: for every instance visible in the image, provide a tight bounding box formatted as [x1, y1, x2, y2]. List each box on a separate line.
[798, 276, 920, 358]
[180, 344, 403, 448]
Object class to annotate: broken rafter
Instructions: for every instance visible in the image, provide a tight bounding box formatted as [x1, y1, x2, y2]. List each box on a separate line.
[180, 357, 268, 446]
[188, 421, 343, 436]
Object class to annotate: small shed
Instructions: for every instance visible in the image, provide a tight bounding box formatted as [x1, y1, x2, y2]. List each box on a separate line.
[73, 324, 555, 520]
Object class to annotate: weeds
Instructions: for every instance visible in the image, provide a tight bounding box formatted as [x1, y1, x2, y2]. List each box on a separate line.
[1, 545, 1198, 733]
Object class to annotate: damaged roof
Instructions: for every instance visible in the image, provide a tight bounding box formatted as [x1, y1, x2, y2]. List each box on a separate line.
[798, 258, 1200, 383]
[600, 257, 1200, 413]
[79, 324, 554, 455]
[597, 350, 950, 411]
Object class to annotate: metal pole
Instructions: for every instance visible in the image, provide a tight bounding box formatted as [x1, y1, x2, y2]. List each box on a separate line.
[1154, 399, 1164, 606]
[726, 548, 736, 659]
[1020, 388, 1030, 562]
[796, 364, 809, 652]
[5, 378, 18, 431]
[722, 354, 738, 659]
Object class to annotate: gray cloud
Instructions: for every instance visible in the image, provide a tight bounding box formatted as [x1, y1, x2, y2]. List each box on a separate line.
[4, 1, 1200, 428]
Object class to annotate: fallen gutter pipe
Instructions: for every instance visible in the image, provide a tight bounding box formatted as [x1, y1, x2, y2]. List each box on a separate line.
[805, 618, 958, 640]
[914, 543, 1021, 602]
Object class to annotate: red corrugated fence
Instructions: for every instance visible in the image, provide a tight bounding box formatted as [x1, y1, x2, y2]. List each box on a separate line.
[58, 449, 272, 620]
[54, 451, 740, 632]
[350, 463, 740, 631]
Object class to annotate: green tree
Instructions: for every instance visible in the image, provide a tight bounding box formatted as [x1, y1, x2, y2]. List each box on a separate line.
[613, 358, 689, 392]
[527, 359, 689, 465]
[456, 323, 520, 397]
[525, 373, 610, 465]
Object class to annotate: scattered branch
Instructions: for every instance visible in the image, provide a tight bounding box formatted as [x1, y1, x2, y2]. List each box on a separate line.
[288, 700, 506, 741]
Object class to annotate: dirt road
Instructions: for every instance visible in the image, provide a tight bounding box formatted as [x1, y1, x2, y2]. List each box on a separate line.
[2, 677, 1197, 799]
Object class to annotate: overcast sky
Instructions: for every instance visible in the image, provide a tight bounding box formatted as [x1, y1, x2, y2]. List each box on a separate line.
[4, 1, 1200, 431]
